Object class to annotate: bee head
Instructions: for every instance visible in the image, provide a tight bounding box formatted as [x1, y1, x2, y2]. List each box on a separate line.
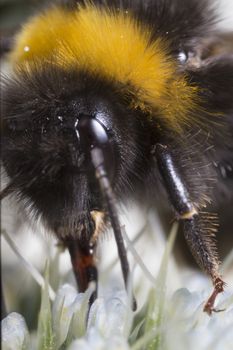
[1, 66, 153, 234]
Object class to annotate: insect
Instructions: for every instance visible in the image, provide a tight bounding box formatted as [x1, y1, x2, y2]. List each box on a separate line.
[1, 0, 233, 315]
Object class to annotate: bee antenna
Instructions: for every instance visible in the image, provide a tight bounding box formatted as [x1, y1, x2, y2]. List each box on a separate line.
[90, 147, 137, 311]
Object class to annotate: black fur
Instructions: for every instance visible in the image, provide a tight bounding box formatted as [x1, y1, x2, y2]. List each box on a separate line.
[188, 57, 233, 202]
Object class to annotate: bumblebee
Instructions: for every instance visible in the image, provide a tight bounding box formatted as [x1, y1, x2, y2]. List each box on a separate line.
[1, 0, 233, 315]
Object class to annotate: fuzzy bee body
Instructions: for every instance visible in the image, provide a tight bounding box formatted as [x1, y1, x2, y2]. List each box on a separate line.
[1, 0, 233, 314]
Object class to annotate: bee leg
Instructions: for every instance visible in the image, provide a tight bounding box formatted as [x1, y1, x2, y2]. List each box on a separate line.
[182, 217, 225, 315]
[155, 144, 225, 315]
[65, 238, 98, 307]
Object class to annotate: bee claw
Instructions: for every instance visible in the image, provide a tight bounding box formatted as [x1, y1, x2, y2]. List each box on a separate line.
[203, 276, 226, 316]
[213, 308, 226, 313]
[204, 305, 226, 315]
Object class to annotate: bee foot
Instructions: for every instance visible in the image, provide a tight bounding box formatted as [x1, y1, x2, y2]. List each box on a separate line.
[203, 277, 225, 316]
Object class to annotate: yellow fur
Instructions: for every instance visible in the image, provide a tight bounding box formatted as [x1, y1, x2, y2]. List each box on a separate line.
[11, 3, 198, 130]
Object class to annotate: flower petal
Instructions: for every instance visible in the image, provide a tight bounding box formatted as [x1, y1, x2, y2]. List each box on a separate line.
[1, 312, 29, 350]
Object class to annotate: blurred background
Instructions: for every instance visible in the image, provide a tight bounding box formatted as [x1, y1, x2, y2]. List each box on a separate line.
[1, 0, 233, 332]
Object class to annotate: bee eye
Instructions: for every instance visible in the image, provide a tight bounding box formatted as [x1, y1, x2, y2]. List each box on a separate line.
[177, 51, 188, 63]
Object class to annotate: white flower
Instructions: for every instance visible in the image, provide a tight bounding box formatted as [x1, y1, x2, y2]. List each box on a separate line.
[52, 283, 92, 348]
[68, 327, 130, 350]
[1, 312, 29, 350]
[66, 289, 132, 349]
[87, 290, 133, 338]
[164, 288, 233, 350]
[2, 217, 233, 350]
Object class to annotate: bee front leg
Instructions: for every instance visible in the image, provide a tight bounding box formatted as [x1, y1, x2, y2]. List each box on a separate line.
[154, 144, 225, 315]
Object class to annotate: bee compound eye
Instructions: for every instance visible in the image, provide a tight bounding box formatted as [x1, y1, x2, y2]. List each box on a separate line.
[74, 114, 116, 180]
[75, 115, 109, 150]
